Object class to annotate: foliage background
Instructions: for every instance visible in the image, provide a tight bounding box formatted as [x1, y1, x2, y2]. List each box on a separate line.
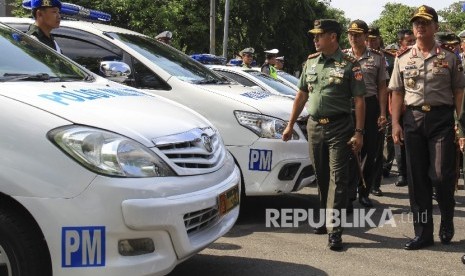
[10, 1, 465, 73]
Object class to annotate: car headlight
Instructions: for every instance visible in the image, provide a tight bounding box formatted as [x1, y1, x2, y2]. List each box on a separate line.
[234, 111, 299, 139]
[48, 126, 176, 177]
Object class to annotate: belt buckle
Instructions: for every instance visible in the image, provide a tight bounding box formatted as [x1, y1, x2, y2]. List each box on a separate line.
[318, 118, 329, 124]
[421, 105, 431, 112]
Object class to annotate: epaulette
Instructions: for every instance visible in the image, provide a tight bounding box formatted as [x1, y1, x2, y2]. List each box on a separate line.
[441, 44, 455, 53]
[369, 48, 382, 56]
[396, 46, 411, 57]
[342, 53, 357, 64]
[381, 49, 396, 57]
[308, 52, 321, 59]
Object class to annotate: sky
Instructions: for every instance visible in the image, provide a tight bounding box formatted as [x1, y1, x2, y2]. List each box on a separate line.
[329, 0, 458, 24]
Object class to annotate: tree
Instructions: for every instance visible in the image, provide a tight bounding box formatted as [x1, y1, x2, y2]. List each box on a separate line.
[438, 2, 465, 33]
[11, 0, 347, 73]
[372, 3, 415, 45]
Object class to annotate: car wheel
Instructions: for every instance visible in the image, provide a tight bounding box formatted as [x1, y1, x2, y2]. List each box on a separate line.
[0, 208, 52, 276]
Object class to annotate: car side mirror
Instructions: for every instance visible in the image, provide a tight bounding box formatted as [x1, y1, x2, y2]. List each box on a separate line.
[99, 61, 131, 83]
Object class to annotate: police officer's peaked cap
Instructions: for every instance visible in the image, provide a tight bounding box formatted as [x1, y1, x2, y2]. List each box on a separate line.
[309, 19, 341, 35]
[30, 0, 62, 9]
[410, 5, 438, 23]
[276, 56, 284, 61]
[264, 49, 279, 54]
[240, 47, 255, 56]
[347, 20, 369, 33]
[435, 32, 461, 45]
[155, 31, 172, 39]
[458, 30, 465, 40]
[368, 27, 381, 38]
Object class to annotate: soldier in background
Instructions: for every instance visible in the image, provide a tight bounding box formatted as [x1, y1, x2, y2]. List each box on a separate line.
[27, 0, 62, 52]
[239, 47, 255, 69]
[275, 56, 285, 70]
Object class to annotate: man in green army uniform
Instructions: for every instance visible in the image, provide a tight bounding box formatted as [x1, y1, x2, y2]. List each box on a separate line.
[239, 47, 255, 69]
[27, 0, 62, 52]
[283, 19, 366, 251]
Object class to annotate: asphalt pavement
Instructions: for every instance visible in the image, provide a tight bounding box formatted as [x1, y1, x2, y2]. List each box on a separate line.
[169, 171, 465, 276]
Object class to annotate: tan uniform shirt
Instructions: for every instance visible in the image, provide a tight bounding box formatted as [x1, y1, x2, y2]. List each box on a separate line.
[389, 43, 465, 106]
[344, 48, 387, 97]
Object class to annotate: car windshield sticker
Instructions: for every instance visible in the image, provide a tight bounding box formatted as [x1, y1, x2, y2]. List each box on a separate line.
[39, 87, 145, 105]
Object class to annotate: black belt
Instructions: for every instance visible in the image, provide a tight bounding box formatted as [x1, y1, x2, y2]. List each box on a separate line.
[310, 113, 349, 125]
[406, 105, 453, 112]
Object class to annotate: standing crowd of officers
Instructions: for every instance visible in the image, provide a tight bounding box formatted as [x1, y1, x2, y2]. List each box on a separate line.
[283, 4, 465, 261]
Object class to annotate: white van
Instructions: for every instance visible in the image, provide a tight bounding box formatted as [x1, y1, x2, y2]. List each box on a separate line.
[0, 18, 315, 197]
[0, 22, 240, 275]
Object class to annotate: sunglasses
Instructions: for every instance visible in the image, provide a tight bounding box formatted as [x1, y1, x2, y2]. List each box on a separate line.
[413, 19, 432, 27]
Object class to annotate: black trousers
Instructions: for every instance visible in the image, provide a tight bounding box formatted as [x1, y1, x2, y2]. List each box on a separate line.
[403, 107, 456, 238]
[348, 95, 384, 198]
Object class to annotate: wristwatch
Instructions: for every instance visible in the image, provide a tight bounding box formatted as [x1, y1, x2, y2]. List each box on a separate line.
[355, 128, 365, 135]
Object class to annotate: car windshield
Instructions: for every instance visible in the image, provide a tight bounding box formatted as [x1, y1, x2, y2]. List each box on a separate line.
[107, 32, 228, 84]
[246, 71, 297, 96]
[278, 71, 299, 86]
[0, 24, 89, 82]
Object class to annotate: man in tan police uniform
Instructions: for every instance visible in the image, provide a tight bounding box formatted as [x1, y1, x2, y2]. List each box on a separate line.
[283, 19, 366, 251]
[390, 5, 465, 250]
[345, 20, 388, 208]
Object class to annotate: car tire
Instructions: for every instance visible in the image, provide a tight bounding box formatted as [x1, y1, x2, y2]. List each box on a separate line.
[0, 206, 52, 276]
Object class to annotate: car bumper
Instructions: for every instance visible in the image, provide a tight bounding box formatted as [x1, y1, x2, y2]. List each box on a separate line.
[227, 138, 315, 196]
[15, 164, 240, 276]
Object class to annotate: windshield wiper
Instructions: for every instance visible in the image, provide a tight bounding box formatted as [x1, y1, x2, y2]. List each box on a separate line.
[0, 73, 56, 82]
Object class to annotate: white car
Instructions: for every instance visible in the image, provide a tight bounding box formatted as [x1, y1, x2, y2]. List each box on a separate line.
[1, 17, 315, 197]
[277, 70, 300, 91]
[209, 65, 297, 99]
[0, 22, 240, 275]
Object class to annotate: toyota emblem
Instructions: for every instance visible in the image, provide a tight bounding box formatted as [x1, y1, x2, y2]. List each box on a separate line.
[201, 135, 213, 153]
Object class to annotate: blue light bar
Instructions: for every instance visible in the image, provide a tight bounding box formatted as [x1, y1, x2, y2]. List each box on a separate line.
[22, 1, 111, 22]
[191, 54, 227, 65]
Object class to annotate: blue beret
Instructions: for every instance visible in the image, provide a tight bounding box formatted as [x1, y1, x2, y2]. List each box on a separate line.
[30, 0, 62, 9]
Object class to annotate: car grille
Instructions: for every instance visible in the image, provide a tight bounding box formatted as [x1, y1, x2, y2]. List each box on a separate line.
[153, 127, 224, 175]
[184, 207, 219, 235]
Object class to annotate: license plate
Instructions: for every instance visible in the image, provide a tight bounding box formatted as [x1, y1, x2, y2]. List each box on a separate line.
[218, 185, 240, 216]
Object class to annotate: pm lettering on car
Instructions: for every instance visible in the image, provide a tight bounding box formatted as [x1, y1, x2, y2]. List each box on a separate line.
[62, 226, 106, 267]
[249, 149, 272, 171]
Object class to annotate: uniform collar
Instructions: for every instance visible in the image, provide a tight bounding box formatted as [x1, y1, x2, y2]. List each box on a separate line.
[409, 42, 441, 59]
[28, 24, 50, 39]
[347, 47, 369, 60]
[319, 48, 344, 63]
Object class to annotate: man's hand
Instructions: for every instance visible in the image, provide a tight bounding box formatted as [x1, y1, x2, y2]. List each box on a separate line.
[392, 122, 404, 145]
[459, 137, 465, 152]
[347, 133, 363, 152]
[377, 116, 388, 131]
[282, 124, 294, 142]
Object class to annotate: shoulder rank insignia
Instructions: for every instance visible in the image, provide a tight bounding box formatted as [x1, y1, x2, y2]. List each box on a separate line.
[308, 52, 321, 59]
[342, 53, 357, 64]
[369, 48, 382, 56]
[381, 49, 396, 57]
[440, 44, 455, 53]
[396, 46, 411, 57]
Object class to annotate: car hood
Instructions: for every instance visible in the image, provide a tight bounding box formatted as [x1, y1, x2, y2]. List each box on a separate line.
[0, 80, 211, 147]
[194, 83, 307, 119]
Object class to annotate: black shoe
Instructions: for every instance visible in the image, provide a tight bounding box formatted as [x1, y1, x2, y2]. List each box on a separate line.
[462, 254, 465, 264]
[313, 226, 327, 235]
[371, 188, 383, 197]
[439, 220, 454, 244]
[328, 233, 343, 251]
[395, 176, 407, 187]
[404, 236, 434, 250]
[359, 196, 373, 208]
